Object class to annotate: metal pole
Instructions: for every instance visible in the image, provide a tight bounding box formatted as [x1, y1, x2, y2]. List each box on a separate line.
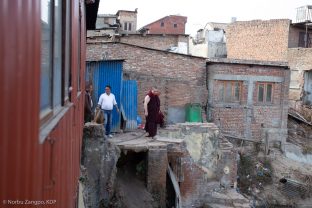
[305, 23, 308, 48]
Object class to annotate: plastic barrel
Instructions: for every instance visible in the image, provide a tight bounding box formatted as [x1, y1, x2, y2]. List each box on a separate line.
[185, 103, 202, 122]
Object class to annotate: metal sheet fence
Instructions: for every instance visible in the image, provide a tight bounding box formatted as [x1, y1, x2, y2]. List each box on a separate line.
[86, 60, 123, 132]
[122, 80, 138, 130]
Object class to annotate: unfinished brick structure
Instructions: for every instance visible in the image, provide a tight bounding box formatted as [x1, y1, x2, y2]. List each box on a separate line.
[207, 58, 290, 148]
[227, 19, 290, 62]
[140, 15, 187, 35]
[87, 42, 207, 122]
[226, 19, 312, 120]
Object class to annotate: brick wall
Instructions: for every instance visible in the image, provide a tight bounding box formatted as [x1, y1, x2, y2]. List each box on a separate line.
[287, 48, 312, 120]
[288, 48, 312, 103]
[120, 34, 188, 51]
[144, 15, 187, 35]
[87, 42, 207, 121]
[227, 19, 290, 62]
[87, 34, 189, 52]
[207, 62, 290, 144]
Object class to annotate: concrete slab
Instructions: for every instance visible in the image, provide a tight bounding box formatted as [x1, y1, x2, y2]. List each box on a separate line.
[108, 130, 180, 151]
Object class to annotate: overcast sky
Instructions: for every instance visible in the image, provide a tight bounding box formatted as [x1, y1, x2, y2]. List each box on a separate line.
[98, 0, 311, 36]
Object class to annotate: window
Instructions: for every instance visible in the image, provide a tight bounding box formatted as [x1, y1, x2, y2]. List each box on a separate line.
[161, 22, 164, 27]
[218, 81, 241, 102]
[40, 0, 71, 120]
[40, 0, 53, 116]
[53, 0, 62, 108]
[298, 32, 311, 48]
[123, 22, 132, 31]
[257, 83, 273, 103]
[173, 23, 177, 28]
[63, 0, 71, 102]
[77, 1, 82, 93]
[129, 22, 132, 31]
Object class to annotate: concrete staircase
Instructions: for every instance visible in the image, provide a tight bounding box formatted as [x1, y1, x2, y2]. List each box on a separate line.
[204, 189, 251, 208]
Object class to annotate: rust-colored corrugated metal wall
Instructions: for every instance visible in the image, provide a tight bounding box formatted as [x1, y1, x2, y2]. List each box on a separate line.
[0, 0, 43, 203]
[0, 0, 86, 207]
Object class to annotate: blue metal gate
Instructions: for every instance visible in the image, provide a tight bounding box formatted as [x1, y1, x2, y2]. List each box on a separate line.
[86, 60, 123, 132]
[121, 80, 138, 130]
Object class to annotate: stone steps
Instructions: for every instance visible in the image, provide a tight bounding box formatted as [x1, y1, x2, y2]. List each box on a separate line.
[203, 190, 251, 208]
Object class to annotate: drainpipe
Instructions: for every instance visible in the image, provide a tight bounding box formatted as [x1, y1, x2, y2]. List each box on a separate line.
[206, 62, 213, 122]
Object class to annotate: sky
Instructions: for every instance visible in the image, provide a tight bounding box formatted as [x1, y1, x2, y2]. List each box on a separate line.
[98, 0, 311, 36]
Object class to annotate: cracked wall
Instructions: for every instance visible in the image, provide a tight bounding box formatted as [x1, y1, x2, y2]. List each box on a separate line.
[159, 123, 239, 207]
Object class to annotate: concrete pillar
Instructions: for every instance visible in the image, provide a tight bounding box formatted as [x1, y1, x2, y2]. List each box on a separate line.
[245, 80, 254, 140]
[81, 123, 120, 207]
[147, 147, 168, 208]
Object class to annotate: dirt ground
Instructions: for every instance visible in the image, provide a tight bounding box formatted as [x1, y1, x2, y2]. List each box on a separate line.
[110, 152, 157, 208]
[112, 171, 156, 208]
[234, 117, 312, 207]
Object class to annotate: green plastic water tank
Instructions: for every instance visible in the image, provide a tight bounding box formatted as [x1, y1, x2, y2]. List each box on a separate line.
[185, 103, 202, 122]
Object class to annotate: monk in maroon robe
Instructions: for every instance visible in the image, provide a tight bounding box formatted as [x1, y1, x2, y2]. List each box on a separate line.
[144, 88, 160, 138]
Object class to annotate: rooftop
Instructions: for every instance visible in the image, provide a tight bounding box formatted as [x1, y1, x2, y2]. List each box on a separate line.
[207, 58, 289, 68]
[97, 14, 117, 18]
[116, 9, 138, 15]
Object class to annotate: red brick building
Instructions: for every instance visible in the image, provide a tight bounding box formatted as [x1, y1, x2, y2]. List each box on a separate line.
[207, 58, 290, 149]
[140, 15, 187, 35]
[87, 41, 207, 122]
[87, 40, 290, 147]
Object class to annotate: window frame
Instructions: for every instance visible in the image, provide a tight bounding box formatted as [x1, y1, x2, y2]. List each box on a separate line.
[173, 23, 177, 28]
[298, 32, 311, 48]
[161, 22, 164, 27]
[77, 0, 82, 94]
[218, 80, 242, 103]
[40, 0, 72, 125]
[124, 22, 128, 31]
[128, 22, 132, 31]
[40, 0, 54, 121]
[257, 82, 274, 104]
[62, 0, 72, 105]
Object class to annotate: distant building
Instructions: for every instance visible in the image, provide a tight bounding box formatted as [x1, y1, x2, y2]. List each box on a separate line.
[189, 22, 228, 58]
[92, 9, 138, 37]
[116, 9, 138, 34]
[96, 14, 118, 29]
[139, 15, 187, 35]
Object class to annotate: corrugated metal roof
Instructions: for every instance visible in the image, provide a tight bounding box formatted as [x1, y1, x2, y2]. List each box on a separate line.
[86, 60, 123, 132]
[122, 80, 138, 130]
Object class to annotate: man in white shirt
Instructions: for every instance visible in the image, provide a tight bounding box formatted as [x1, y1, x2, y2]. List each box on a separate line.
[97, 85, 119, 138]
